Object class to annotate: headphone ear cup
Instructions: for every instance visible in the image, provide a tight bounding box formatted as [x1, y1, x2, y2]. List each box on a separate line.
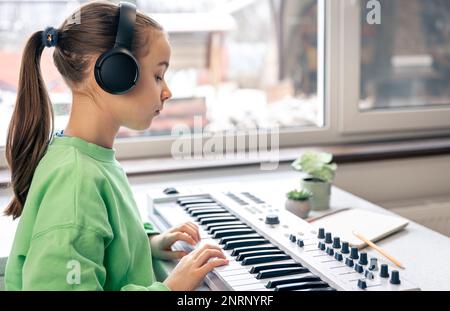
[94, 48, 140, 95]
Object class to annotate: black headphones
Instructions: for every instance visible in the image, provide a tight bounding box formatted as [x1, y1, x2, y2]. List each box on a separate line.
[94, 2, 139, 95]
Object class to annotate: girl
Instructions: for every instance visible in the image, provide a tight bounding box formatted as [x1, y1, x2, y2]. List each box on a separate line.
[4, 1, 228, 291]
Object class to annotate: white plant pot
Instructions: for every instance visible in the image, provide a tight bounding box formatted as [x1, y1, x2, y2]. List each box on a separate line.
[285, 199, 311, 219]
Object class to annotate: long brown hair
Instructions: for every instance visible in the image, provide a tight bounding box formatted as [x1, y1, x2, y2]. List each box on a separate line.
[5, 1, 163, 219]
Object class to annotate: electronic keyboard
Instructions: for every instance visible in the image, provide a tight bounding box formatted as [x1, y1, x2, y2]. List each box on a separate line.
[147, 187, 420, 291]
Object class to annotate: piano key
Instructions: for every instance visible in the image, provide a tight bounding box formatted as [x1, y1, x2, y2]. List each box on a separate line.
[231, 244, 278, 256]
[225, 272, 263, 282]
[176, 196, 210, 203]
[223, 238, 268, 250]
[262, 273, 321, 289]
[236, 249, 284, 261]
[223, 267, 315, 285]
[182, 203, 222, 209]
[225, 271, 318, 288]
[209, 224, 249, 234]
[274, 281, 330, 291]
[186, 206, 224, 213]
[241, 254, 291, 266]
[196, 213, 233, 220]
[257, 267, 310, 279]
[205, 221, 244, 230]
[232, 283, 269, 291]
[190, 209, 228, 216]
[200, 216, 238, 225]
[297, 287, 337, 291]
[213, 228, 256, 239]
[219, 234, 262, 245]
[218, 267, 252, 277]
[178, 199, 216, 206]
[250, 261, 302, 273]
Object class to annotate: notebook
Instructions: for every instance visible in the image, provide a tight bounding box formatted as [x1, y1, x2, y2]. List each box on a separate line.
[311, 208, 409, 249]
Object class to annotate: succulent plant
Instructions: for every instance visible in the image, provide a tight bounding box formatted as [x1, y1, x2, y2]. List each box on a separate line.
[286, 189, 312, 201]
[291, 151, 337, 183]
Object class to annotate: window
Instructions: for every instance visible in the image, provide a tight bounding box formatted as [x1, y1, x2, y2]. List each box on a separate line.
[0, 0, 324, 150]
[1, 0, 449, 169]
[340, 0, 450, 134]
[360, 0, 450, 111]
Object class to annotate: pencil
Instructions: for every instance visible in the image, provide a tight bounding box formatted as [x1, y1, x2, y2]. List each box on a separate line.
[352, 230, 405, 269]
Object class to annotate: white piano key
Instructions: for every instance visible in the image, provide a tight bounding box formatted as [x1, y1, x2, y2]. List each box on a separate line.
[227, 270, 320, 288]
[224, 273, 256, 282]
[229, 281, 267, 291]
[219, 268, 251, 277]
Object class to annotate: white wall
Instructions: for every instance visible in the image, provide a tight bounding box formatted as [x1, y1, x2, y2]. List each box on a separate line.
[334, 155, 450, 205]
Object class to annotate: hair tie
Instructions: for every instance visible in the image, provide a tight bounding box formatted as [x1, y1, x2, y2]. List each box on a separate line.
[42, 27, 59, 47]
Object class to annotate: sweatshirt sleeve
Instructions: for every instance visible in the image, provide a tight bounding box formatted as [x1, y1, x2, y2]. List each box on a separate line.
[143, 222, 160, 237]
[21, 224, 170, 291]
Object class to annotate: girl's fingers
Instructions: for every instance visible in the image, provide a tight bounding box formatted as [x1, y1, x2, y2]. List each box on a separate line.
[192, 244, 223, 260]
[195, 248, 226, 266]
[184, 222, 201, 242]
[177, 224, 200, 244]
[171, 223, 200, 243]
[199, 258, 229, 274]
[167, 232, 197, 246]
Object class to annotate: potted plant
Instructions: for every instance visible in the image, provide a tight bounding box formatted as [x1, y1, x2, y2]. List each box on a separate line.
[285, 189, 312, 219]
[291, 151, 337, 211]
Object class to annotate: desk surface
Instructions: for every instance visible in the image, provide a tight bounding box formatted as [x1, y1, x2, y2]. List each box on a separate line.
[1, 164, 450, 290]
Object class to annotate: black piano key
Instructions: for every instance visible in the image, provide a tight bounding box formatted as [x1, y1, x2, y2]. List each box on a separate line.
[200, 216, 238, 225]
[236, 249, 284, 261]
[209, 224, 249, 234]
[182, 203, 220, 209]
[190, 209, 227, 216]
[223, 238, 268, 250]
[231, 245, 278, 256]
[177, 196, 210, 203]
[186, 205, 224, 213]
[205, 221, 244, 230]
[196, 213, 233, 221]
[266, 275, 322, 288]
[179, 200, 216, 206]
[274, 281, 330, 291]
[180, 202, 216, 209]
[219, 234, 262, 245]
[257, 267, 310, 279]
[241, 254, 291, 266]
[213, 228, 256, 239]
[250, 262, 302, 273]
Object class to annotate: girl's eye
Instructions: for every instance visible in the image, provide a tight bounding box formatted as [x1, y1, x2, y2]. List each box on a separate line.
[155, 75, 163, 82]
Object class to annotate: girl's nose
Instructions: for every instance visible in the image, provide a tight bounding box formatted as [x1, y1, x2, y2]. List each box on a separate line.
[161, 88, 172, 102]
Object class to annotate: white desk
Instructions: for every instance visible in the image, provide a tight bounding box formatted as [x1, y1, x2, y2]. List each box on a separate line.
[1, 164, 450, 290]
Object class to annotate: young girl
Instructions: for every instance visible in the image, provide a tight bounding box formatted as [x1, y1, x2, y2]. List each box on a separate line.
[4, 1, 228, 291]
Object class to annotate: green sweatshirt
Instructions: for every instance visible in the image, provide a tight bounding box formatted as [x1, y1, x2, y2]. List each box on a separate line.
[5, 133, 170, 291]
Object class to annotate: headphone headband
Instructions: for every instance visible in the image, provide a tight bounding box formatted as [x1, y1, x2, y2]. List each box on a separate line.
[114, 2, 136, 49]
[94, 1, 139, 94]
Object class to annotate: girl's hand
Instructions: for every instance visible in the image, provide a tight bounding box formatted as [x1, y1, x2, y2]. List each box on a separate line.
[149, 221, 201, 260]
[163, 243, 229, 291]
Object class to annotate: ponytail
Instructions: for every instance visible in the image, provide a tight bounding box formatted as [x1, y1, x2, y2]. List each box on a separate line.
[5, 31, 54, 219]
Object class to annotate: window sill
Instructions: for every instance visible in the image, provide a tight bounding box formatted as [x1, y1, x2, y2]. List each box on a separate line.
[1, 136, 450, 188]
